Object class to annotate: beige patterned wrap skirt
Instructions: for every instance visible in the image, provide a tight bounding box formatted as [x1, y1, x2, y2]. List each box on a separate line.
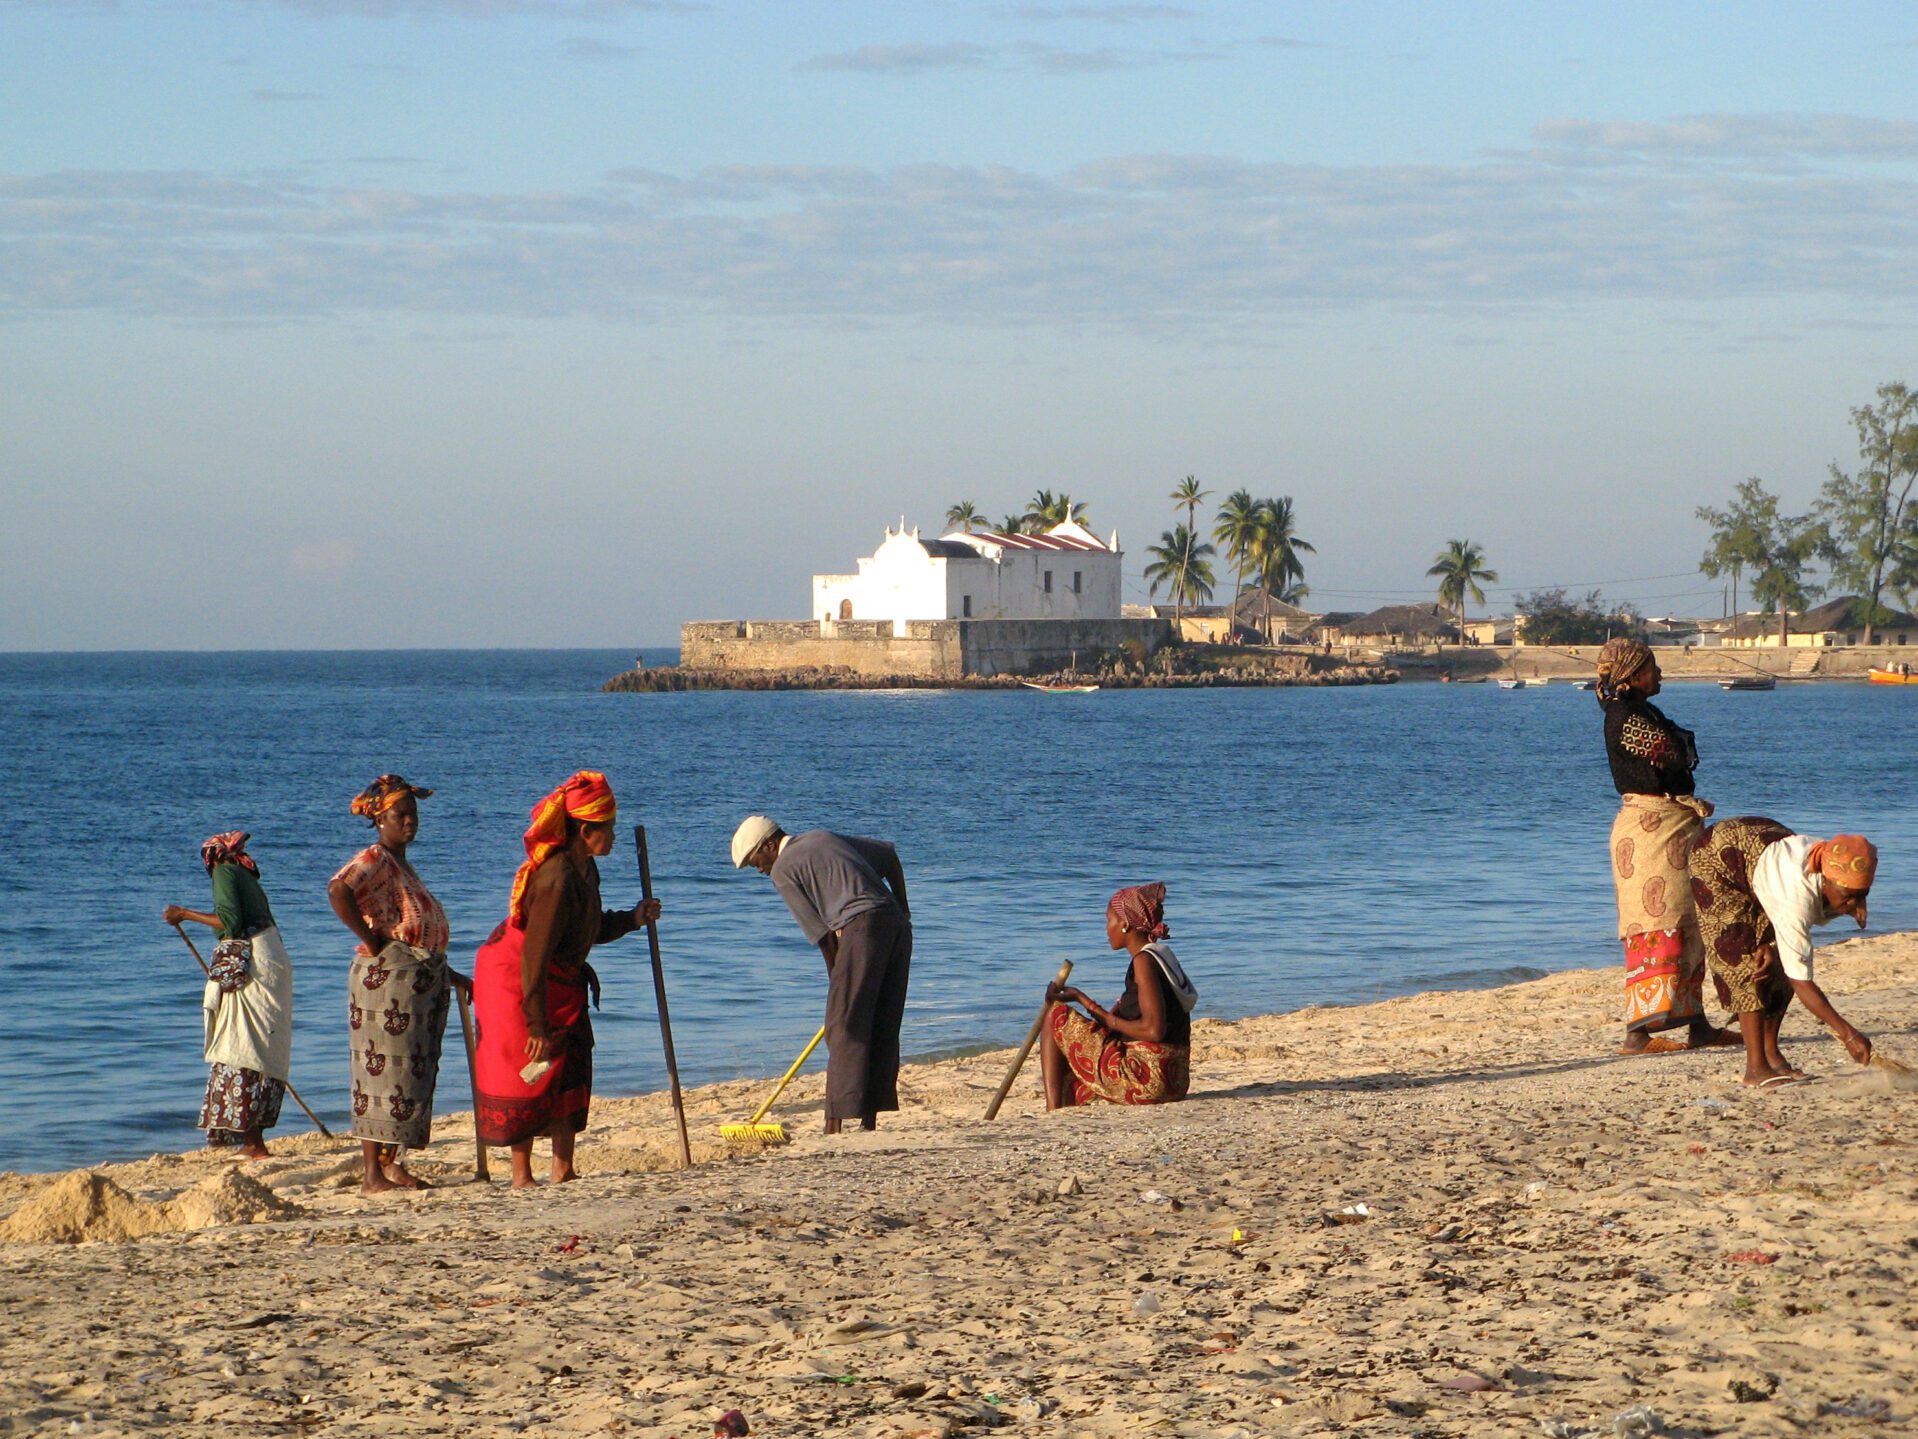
[347, 940, 450, 1148]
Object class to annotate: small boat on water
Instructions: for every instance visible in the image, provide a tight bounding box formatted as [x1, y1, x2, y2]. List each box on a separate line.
[1570, 679, 1596, 691]
[1022, 682, 1100, 694]
[1869, 666, 1918, 686]
[1496, 678, 1532, 690]
[1719, 674, 1777, 691]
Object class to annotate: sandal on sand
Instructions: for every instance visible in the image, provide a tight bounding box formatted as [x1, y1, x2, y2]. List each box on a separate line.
[1620, 1036, 1689, 1056]
[1754, 1074, 1805, 1089]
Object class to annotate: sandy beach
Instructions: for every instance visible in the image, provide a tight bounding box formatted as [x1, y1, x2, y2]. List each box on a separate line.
[4, 935, 1915, 1438]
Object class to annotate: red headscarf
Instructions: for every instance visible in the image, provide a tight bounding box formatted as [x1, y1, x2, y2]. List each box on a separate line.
[201, 831, 258, 876]
[1107, 882, 1170, 941]
[508, 771, 618, 926]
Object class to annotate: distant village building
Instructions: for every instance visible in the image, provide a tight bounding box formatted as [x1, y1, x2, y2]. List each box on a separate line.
[812, 519, 1122, 630]
[1128, 587, 1320, 644]
[1323, 603, 1462, 648]
[1721, 595, 1918, 649]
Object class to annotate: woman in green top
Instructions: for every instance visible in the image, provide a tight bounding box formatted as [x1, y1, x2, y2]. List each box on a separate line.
[163, 832, 296, 1158]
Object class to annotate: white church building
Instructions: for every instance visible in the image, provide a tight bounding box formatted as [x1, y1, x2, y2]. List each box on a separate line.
[813, 519, 1123, 628]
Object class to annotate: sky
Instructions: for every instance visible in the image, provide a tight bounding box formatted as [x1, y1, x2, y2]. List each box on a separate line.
[4, 1, 1918, 648]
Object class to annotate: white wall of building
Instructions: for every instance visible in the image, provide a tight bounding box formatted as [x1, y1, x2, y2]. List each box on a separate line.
[812, 519, 1123, 626]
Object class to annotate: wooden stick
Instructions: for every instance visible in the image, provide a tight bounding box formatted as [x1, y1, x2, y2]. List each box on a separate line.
[635, 826, 693, 1168]
[171, 922, 334, 1139]
[983, 959, 1074, 1120]
[453, 983, 490, 1181]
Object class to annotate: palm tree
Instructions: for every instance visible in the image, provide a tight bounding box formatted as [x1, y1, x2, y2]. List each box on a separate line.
[945, 500, 981, 533]
[1212, 488, 1263, 633]
[1171, 475, 1210, 537]
[1426, 539, 1498, 645]
[1024, 489, 1089, 533]
[1249, 497, 1314, 641]
[1143, 524, 1216, 626]
[996, 513, 1026, 537]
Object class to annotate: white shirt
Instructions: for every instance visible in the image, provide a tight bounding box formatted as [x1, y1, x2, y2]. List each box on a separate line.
[1750, 834, 1832, 983]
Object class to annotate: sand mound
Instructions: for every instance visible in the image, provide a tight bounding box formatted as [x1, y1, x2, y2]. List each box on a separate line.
[0, 1168, 301, 1245]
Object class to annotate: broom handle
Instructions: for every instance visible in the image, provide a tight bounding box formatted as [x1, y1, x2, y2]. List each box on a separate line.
[453, 984, 489, 1181]
[983, 959, 1074, 1120]
[172, 921, 334, 1139]
[746, 1027, 827, 1127]
[635, 826, 693, 1169]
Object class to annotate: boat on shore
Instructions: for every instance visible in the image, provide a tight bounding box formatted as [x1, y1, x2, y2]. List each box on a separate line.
[1869, 666, 1918, 686]
[1720, 674, 1777, 691]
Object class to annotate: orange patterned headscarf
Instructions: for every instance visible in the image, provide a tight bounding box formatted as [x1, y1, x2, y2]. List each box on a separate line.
[1809, 834, 1878, 893]
[350, 774, 433, 823]
[508, 770, 618, 926]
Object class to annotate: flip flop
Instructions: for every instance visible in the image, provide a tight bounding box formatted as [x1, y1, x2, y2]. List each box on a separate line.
[1754, 1074, 1804, 1090]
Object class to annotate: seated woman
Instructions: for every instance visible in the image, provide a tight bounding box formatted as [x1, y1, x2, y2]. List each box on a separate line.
[473, 771, 659, 1187]
[1687, 818, 1877, 1086]
[1039, 883, 1196, 1109]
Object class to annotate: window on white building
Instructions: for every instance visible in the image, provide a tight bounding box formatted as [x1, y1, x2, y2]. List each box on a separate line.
[1072, 571, 1082, 594]
[1044, 570, 1053, 593]
[962, 595, 972, 617]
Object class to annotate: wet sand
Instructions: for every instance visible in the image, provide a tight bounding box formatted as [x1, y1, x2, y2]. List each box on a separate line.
[4, 933, 1915, 1437]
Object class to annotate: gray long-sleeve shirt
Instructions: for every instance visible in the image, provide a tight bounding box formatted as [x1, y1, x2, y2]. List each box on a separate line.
[770, 830, 902, 944]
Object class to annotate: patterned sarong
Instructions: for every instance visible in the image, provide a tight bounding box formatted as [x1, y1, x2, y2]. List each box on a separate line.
[1610, 794, 1711, 1033]
[472, 919, 593, 1145]
[1050, 1005, 1189, 1106]
[1688, 817, 1796, 1016]
[347, 941, 450, 1148]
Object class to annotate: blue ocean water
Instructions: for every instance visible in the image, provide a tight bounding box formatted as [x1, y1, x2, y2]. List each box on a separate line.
[1, 650, 1914, 1175]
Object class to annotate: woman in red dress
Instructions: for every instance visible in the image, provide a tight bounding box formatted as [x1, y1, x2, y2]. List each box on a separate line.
[473, 771, 659, 1187]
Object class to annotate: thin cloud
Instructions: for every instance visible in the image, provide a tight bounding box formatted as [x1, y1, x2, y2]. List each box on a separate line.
[800, 39, 1217, 74]
[799, 43, 999, 74]
[250, 88, 325, 102]
[233, 0, 697, 15]
[1250, 35, 1326, 50]
[1534, 112, 1918, 160]
[7, 115, 1918, 331]
[562, 36, 639, 60]
[996, 4, 1198, 21]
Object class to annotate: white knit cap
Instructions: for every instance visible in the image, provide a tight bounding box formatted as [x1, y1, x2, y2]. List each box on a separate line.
[731, 815, 780, 869]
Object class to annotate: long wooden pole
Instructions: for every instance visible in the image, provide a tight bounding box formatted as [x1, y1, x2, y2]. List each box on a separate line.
[983, 958, 1074, 1120]
[635, 826, 693, 1168]
[171, 922, 334, 1139]
[453, 985, 490, 1181]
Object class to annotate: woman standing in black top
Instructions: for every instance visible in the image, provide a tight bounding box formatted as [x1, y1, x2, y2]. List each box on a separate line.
[1597, 638, 1733, 1054]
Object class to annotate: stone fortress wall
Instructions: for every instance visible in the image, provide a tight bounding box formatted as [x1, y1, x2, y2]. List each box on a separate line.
[681, 617, 1174, 679]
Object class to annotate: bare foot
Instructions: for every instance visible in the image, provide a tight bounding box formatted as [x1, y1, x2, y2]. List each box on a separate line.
[382, 1163, 429, 1190]
[1742, 1066, 1799, 1087]
[511, 1175, 540, 1191]
[362, 1170, 397, 1195]
[551, 1167, 578, 1184]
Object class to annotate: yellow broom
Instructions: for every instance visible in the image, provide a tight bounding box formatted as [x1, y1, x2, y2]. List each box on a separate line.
[720, 1027, 826, 1144]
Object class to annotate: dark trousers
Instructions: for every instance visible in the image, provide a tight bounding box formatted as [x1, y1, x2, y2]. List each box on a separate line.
[824, 906, 912, 1120]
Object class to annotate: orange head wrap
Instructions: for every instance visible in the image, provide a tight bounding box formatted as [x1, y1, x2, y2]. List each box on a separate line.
[508, 770, 617, 926]
[1809, 834, 1878, 893]
[350, 774, 433, 823]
